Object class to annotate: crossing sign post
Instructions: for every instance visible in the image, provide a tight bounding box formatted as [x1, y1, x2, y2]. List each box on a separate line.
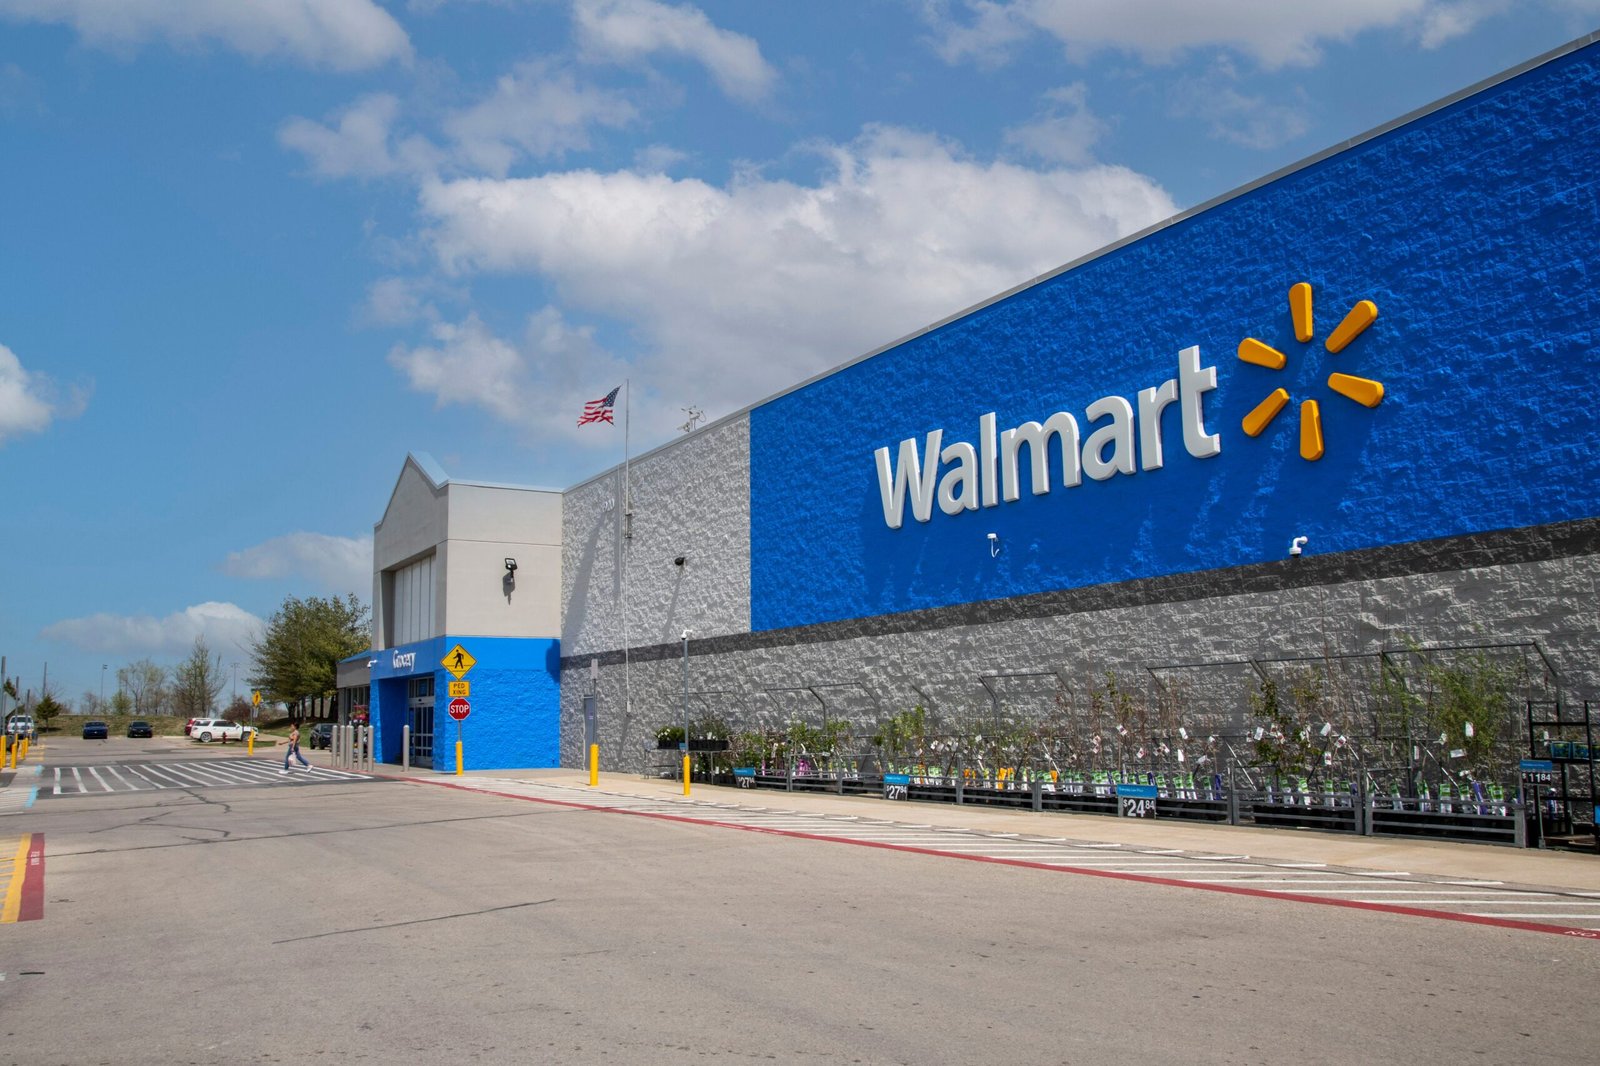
[447, 697, 470, 777]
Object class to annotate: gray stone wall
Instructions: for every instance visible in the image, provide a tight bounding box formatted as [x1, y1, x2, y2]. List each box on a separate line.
[561, 536, 1600, 771]
[562, 414, 751, 660]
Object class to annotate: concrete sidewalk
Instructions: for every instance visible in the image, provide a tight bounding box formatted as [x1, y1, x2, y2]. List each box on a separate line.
[383, 764, 1600, 894]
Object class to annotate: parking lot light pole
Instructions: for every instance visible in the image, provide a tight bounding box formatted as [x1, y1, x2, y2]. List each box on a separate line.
[681, 629, 691, 796]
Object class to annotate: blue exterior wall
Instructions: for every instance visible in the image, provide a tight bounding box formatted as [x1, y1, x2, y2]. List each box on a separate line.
[749, 41, 1600, 632]
[370, 635, 561, 770]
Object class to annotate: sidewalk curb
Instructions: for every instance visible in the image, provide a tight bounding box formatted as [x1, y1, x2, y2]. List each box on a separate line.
[376, 766, 1600, 894]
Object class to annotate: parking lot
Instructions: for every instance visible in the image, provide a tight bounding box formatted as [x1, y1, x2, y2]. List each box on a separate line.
[4, 754, 1599, 1064]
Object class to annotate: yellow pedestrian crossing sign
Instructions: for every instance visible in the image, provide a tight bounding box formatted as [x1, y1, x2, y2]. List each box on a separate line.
[448, 680, 470, 698]
[443, 644, 476, 679]
[252, 690, 261, 707]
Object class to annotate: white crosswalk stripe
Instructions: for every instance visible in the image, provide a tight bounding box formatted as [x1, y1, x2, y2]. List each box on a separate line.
[42, 760, 377, 796]
[456, 777, 1600, 932]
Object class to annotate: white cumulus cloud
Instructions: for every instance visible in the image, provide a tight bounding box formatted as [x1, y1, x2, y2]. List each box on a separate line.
[221, 532, 374, 596]
[574, 0, 777, 102]
[388, 314, 530, 422]
[388, 307, 637, 446]
[282, 66, 640, 181]
[0, 0, 411, 71]
[0, 341, 86, 445]
[1169, 59, 1312, 150]
[927, 0, 1486, 68]
[415, 125, 1176, 417]
[279, 93, 441, 179]
[444, 60, 640, 176]
[1002, 83, 1106, 165]
[41, 601, 264, 658]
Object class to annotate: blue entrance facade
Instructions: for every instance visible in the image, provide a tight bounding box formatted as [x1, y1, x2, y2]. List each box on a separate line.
[370, 635, 561, 771]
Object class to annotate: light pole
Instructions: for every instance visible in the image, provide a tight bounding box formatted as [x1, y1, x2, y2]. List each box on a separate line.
[681, 628, 691, 796]
[100, 664, 106, 708]
[231, 662, 239, 701]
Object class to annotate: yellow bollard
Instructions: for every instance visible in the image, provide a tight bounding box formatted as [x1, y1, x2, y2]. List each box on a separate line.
[588, 743, 599, 786]
[455, 739, 464, 776]
[682, 753, 691, 796]
[19, 738, 27, 762]
[248, 730, 255, 755]
[6, 739, 13, 770]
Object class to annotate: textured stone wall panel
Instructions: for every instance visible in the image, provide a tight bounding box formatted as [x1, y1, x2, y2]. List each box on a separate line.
[562, 551, 1600, 769]
[562, 417, 751, 658]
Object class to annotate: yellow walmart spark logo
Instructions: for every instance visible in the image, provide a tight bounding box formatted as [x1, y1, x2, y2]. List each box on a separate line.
[1237, 282, 1384, 460]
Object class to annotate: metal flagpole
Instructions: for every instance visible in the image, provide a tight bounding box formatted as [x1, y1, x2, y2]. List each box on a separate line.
[621, 378, 633, 730]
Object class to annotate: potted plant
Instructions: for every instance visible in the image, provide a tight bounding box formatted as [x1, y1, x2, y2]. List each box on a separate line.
[655, 725, 685, 750]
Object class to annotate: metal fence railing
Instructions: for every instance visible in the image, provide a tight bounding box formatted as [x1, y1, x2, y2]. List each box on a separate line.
[629, 643, 1589, 851]
[694, 762, 1541, 848]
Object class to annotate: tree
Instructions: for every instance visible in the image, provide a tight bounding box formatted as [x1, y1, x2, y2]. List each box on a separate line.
[33, 692, 64, 730]
[108, 690, 134, 716]
[80, 691, 106, 717]
[249, 594, 369, 710]
[222, 695, 251, 722]
[171, 638, 227, 718]
[118, 659, 168, 716]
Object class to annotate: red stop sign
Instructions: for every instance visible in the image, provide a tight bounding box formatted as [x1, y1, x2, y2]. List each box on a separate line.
[447, 697, 471, 721]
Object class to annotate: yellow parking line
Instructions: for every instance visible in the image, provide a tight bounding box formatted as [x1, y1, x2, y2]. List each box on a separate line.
[1, 834, 31, 922]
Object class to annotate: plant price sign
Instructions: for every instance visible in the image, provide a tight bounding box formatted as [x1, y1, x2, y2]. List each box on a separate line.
[1117, 783, 1158, 818]
[1519, 759, 1556, 786]
[883, 773, 911, 801]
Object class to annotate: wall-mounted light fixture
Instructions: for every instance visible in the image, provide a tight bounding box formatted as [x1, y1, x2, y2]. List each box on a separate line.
[986, 532, 1000, 558]
[1288, 536, 1307, 558]
[504, 557, 518, 573]
[674, 555, 686, 567]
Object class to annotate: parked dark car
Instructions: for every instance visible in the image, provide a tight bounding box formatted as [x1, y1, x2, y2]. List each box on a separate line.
[82, 720, 109, 740]
[127, 720, 154, 738]
[308, 722, 334, 750]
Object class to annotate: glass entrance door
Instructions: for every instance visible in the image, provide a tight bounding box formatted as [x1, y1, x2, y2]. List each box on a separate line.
[407, 676, 435, 769]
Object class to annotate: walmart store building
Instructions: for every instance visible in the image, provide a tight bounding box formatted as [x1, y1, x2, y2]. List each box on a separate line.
[353, 36, 1600, 772]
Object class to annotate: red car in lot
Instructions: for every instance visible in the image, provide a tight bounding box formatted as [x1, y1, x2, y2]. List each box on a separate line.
[185, 718, 197, 736]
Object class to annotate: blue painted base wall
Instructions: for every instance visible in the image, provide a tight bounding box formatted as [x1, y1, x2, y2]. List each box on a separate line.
[370, 635, 561, 771]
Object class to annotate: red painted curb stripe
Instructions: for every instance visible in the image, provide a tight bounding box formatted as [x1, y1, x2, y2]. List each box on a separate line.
[19, 833, 44, 922]
[408, 780, 1600, 942]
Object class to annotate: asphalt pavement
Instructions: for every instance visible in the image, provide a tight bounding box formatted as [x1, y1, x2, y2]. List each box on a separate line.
[5, 744, 1600, 1063]
[7, 742, 1599, 894]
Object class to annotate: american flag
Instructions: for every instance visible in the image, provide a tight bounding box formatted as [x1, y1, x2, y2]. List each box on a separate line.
[578, 386, 620, 426]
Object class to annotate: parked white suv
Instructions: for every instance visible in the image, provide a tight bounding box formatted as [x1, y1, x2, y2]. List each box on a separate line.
[189, 718, 255, 743]
[5, 715, 36, 741]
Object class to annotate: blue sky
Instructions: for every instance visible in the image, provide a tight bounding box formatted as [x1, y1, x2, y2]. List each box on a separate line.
[1, 0, 1596, 707]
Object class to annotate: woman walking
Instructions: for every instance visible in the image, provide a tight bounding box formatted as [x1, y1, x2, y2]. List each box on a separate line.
[281, 721, 311, 774]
